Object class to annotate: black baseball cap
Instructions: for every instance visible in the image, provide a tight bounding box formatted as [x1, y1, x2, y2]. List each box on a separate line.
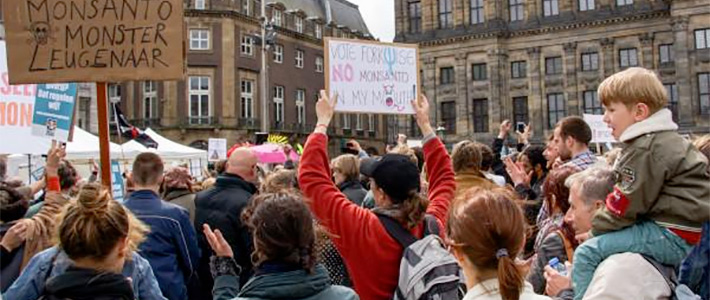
[360, 154, 420, 203]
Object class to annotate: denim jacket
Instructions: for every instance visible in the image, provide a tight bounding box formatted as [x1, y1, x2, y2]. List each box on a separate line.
[679, 221, 710, 299]
[3, 247, 166, 300]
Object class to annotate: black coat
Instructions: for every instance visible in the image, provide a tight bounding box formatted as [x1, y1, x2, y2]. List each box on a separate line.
[194, 173, 257, 296]
[338, 180, 367, 206]
[39, 266, 134, 300]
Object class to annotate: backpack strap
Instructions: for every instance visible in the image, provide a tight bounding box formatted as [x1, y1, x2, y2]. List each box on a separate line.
[641, 254, 678, 297]
[555, 230, 575, 263]
[375, 213, 417, 249]
[423, 214, 440, 237]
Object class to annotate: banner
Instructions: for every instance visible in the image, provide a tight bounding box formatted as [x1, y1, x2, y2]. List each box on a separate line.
[2, 0, 186, 84]
[208, 138, 227, 161]
[111, 160, 124, 202]
[31, 83, 77, 141]
[325, 38, 419, 114]
[583, 114, 615, 144]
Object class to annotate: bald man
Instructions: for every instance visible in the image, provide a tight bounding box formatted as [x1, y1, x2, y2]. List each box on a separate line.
[194, 148, 259, 296]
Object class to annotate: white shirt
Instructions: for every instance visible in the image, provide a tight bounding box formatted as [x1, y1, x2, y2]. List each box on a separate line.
[485, 172, 507, 187]
[463, 278, 551, 300]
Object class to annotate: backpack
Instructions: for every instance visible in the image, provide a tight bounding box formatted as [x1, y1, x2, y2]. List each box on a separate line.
[376, 213, 465, 300]
[641, 255, 702, 300]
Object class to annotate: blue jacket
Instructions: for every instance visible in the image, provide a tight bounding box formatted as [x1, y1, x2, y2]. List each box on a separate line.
[124, 190, 201, 300]
[3, 246, 165, 300]
[679, 221, 710, 299]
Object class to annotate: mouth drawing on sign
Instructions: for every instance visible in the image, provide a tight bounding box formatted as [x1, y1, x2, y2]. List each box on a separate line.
[383, 84, 405, 112]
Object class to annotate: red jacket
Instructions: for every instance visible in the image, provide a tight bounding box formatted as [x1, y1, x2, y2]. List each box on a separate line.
[299, 133, 456, 300]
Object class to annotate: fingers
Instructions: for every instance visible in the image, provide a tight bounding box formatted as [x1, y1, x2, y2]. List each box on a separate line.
[331, 93, 338, 107]
[319, 89, 327, 101]
[202, 224, 217, 250]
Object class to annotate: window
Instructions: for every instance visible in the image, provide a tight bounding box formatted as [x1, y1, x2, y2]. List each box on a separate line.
[438, 0, 453, 28]
[513, 97, 529, 126]
[583, 90, 602, 114]
[441, 101, 456, 133]
[295, 16, 303, 33]
[355, 114, 363, 131]
[143, 81, 158, 120]
[617, 0, 632, 6]
[581, 52, 599, 71]
[272, 9, 282, 26]
[470, 0, 484, 24]
[664, 83, 678, 121]
[659, 44, 674, 64]
[108, 84, 121, 104]
[543, 0, 559, 16]
[699, 73, 710, 115]
[440, 67, 455, 84]
[240, 80, 254, 119]
[510, 0, 524, 22]
[242, 0, 250, 15]
[315, 24, 322, 39]
[195, 0, 205, 9]
[545, 56, 563, 75]
[316, 56, 324, 73]
[189, 76, 210, 124]
[273, 44, 283, 63]
[368, 114, 375, 132]
[189, 29, 209, 50]
[472, 63, 487, 81]
[547, 93, 566, 128]
[296, 89, 306, 124]
[694, 29, 710, 50]
[273, 86, 284, 124]
[409, 1, 422, 33]
[295, 50, 304, 68]
[241, 35, 254, 56]
[511, 61, 526, 78]
[579, 0, 594, 11]
[619, 48, 638, 68]
[473, 98, 488, 132]
[342, 114, 351, 129]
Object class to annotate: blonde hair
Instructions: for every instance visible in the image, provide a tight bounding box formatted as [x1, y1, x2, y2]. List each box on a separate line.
[451, 140, 482, 173]
[56, 183, 148, 261]
[331, 154, 360, 182]
[261, 169, 299, 194]
[598, 67, 667, 113]
[389, 144, 418, 166]
[693, 135, 710, 173]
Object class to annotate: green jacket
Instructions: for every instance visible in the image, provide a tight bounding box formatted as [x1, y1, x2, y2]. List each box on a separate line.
[213, 264, 359, 300]
[592, 109, 710, 237]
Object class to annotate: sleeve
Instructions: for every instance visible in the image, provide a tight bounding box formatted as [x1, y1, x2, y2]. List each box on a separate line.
[678, 222, 710, 289]
[527, 234, 567, 294]
[135, 255, 168, 300]
[3, 250, 44, 300]
[553, 289, 575, 300]
[591, 147, 665, 236]
[422, 137, 456, 226]
[514, 183, 536, 201]
[175, 209, 201, 278]
[358, 150, 369, 159]
[491, 138, 507, 177]
[298, 133, 380, 256]
[212, 275, 241, 300]
[21, 189, 69, 269]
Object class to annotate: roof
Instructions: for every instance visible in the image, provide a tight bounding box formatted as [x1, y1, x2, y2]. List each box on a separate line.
[267, 0, 370, 35]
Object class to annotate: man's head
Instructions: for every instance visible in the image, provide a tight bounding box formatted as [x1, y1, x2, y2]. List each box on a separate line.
[451, 141, 482, 174]
[519, 145, 547, 177]
[564, 166, 614, 235]
[226, 148, 259, 183]
[553, 117, 592, 160]
[599, 68, 667, 141]
[58, 160, 79, 192]
[543, 134, 559, 164]
[132, 153, 164, 188]
[478, 144, 495, 172]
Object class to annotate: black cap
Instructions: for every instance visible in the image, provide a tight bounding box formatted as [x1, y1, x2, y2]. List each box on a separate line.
[360, 154, 420, 203]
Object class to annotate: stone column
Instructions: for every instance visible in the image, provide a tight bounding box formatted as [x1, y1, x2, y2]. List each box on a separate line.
[455, 52, 469, 136]
[422, 0, 436, 32]
[527, 46, 544, 138]
[423, 57, 438, 127]
[222, 20, 236, 127]
[395, 0, 406, 34]
[601, 37, 616, 77]
[563, 42, 580, 116]
[672, 16, 693, 127]
[488, 48, 508, 127]
[455, 0, 467, 28]
[639, 32, 655, 69]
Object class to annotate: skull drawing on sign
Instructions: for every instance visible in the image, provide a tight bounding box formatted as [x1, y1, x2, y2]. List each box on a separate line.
[29, 22, 52, 45]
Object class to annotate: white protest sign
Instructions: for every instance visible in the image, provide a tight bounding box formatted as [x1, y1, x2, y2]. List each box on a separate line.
[326, 38, 419, 114]
[208, 138, 227, 161]
[583, 114, 616, 144]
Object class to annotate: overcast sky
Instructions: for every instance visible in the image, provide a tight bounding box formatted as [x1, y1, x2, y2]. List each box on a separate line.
[348, 0, 395, 42]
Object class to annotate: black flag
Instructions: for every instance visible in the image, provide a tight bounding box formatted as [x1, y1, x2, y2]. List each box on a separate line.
[111, 102, 158, 149]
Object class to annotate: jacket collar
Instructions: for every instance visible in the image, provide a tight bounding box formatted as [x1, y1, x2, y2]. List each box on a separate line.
[238, 264, 330, 299]
[125, 190, 161, 203]
[216, 173, 257, 194]
[619, 108, 678, 142]
[338, 180, 364, 191]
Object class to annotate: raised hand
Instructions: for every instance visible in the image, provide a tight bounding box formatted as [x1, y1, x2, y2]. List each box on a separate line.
[504, 156, 532, 187]
[499, 120, 512, 139]
[1, 220, 29, 252]
[316, 90, 338, 127]
[543, 262, 572, 296]
[46, 140, 65, 177]
[411, 94, 433, 136]
[203, 224, 233, 258]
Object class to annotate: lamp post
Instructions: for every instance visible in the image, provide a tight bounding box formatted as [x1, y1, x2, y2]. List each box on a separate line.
[259, 1, 268, 133]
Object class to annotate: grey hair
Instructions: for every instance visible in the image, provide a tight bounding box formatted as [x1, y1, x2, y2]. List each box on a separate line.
[565, 164, 615, 205]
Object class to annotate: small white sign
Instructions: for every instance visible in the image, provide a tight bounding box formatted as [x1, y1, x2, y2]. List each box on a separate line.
[208, 138, 227, 161]
[583, 114, 616, 144]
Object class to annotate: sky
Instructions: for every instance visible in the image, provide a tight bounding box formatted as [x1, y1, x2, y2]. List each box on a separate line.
[348, 0, 395, 42]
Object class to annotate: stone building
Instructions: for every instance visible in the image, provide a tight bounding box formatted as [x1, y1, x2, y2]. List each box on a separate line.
[391, 0, 710, 145]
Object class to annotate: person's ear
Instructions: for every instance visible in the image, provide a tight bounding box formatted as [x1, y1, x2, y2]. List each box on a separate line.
[634, 103, 651, 121]
[594, 200, 604, 210]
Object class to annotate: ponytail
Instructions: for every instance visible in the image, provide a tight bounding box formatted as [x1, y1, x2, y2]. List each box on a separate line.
[496, 253, 524, 300]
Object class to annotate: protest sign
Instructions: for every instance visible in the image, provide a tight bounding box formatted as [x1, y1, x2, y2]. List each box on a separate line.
[31, 83, 77, 141]
[2, 0, 185, 84]
[111, 160, 124, 202]
[325, 38, 419, 114]
[583, 114, 615, 144]
[208, 138, 227, 162]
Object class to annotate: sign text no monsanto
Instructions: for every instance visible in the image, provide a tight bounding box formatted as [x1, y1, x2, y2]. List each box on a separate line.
[2, 0, 185, 84]
[325, 38, 419, 114]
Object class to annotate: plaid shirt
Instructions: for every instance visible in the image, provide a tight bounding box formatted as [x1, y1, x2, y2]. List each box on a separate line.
[562, 150, 597, 171]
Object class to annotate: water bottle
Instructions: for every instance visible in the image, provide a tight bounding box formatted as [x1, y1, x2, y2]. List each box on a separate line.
[548, 257, 568, 276]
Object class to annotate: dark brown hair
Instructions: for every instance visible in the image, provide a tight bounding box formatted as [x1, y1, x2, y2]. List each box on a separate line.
[543, 167, 576, 217]
[132, 153, 164, 186]
[58, 160, 78, 191]
[0, 183, 29, 223]
[241, 192, 317, 273]
[558, 116, 592, 145]
[447, 187, 526, 300]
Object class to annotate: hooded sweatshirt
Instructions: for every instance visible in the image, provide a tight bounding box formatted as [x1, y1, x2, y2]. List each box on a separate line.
[41, 266, 134, 300]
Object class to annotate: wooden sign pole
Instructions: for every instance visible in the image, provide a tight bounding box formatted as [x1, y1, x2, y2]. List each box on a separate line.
[96, 82, 112, 190]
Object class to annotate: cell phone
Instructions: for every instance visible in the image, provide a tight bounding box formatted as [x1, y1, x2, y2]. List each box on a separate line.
[516, 122, 526, 133]
[346, 142, 354, 148]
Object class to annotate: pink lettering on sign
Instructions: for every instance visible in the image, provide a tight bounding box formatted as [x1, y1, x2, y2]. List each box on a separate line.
[0, 72, 36, 96]
[0, 102, 33, 127]
[332, 64, 354, 82]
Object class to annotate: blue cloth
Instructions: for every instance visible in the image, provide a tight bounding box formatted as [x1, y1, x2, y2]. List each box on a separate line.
[679, 222, 710, 299]
[123, 190, 201, 300]
[562, 150, 597, 171]
[3, 247, 165, 300]
[572, 221, 691, 300]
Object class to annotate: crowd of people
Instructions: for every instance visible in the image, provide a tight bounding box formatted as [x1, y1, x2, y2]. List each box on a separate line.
[0, 66, 709, 300]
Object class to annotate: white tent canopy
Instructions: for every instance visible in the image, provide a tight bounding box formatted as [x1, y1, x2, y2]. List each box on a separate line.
[65, 126, 144, 160]
[139, 128, 206, 160]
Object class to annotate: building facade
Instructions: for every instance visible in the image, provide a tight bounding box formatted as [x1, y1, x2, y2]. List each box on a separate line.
[66, 0, 385, 153]
[392, 0, 710, 145]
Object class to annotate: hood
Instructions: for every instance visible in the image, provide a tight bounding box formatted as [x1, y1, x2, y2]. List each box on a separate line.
[44, 266, 134, 300]
[238, 264, 331, 299]
[619, 108, 678, 142]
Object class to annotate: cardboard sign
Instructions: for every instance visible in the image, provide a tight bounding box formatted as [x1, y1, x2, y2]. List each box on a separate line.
[2, 0, 185, 84]
[31, 83, 77, 141]
[208, 138, 227, 161]
[325, 38, 419, 114]
[583, 114, 616, 144]
[111, 160, 124, 202]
